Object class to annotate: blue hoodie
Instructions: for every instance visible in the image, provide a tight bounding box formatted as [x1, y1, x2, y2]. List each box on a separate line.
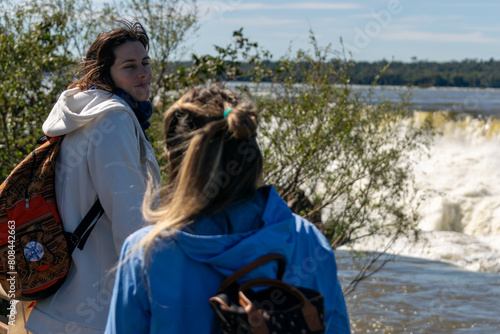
[105, 186, 351, 333]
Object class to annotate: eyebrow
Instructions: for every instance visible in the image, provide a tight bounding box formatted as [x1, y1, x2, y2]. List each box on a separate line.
[120, 56, 151, 64]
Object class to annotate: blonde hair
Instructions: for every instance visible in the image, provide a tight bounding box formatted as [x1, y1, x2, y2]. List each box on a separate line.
[139, 83, 263, 259]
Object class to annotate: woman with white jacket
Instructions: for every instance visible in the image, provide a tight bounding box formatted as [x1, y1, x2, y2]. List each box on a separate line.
[24, 20, 160, 334]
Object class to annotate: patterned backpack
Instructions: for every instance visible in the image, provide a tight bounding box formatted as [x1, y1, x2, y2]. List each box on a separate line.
[0, 136, 103, 300]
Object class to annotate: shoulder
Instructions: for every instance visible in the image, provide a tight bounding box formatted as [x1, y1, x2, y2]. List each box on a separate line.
[83, 104, 142, 146]
[290, 213, 334, 254]
[124, 225, 154, 249]
[292, 214, 322, 234]
[120, 226, 182, 274]
[118, 226, 154, 269]
[96, 109, 137, 131]
[94, 92, 148, 142]
[123, 225, 184, 262]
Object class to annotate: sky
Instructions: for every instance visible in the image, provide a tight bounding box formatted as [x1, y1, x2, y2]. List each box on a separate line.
[183, 0, 500, 62]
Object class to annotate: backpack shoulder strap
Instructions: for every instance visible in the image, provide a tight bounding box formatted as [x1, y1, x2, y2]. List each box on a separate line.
[66, 199, 104, 254]
[217, 254, 286, 293]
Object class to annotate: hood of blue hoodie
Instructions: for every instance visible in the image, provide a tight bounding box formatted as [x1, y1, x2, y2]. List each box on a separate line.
[169, 186, 297, 280]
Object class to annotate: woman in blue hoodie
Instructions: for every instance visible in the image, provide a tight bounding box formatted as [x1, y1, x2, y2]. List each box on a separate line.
[105, 83, 351, 333]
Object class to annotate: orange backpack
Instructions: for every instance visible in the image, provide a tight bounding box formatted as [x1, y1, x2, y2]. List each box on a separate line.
[0, 136, 103, 300]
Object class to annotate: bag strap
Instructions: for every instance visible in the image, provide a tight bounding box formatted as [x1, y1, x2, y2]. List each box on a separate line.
[218, 253, 286, 293]
[238, 278, 324, 333]
[66, 199, 104, 254]
[38, 135, 104, 254]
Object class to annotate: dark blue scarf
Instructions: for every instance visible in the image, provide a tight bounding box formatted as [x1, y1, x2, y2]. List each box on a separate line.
[114, 88, 153, 139]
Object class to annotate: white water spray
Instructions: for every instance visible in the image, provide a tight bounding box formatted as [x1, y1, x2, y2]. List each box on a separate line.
[345, 112, 500, 273]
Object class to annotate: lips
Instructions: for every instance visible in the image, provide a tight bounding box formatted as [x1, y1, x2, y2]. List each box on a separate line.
[136, 82, 150, 88]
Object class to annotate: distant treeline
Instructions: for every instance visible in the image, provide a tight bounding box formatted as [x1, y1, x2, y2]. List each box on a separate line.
[182, 58, 500, 88]
[349, 59, 500, 88]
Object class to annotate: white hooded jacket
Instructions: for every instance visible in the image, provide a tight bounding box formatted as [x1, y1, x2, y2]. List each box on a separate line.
[25, 88, 161, 334]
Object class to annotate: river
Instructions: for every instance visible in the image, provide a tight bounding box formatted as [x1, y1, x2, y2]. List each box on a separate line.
[226, 82, 500, 333]
[337, 107, 500, 333]
[337, 250, 500, 333]
[343, 86, 500, 333]
[351, 85, 500, 117]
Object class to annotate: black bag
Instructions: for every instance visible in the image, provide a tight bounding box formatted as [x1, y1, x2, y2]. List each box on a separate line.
[209, 254, 325, 334]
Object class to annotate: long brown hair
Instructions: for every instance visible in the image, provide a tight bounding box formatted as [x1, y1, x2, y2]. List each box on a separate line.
[69, 20, 149, 92]
[140, 83, 263, 258]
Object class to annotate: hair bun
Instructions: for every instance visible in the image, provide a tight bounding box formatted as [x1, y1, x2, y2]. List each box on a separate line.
[226, 102, 257, 139]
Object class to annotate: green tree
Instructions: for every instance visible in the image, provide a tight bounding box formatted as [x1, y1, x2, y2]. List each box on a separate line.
[0, 0, 85, 177]
[242, 36, 433, 291]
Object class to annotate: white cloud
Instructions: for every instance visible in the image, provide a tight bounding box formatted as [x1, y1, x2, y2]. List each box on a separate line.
[221, 16, 298, 26]
[272, 2, 359, 10]
[394, 15, 463, 24]
[467, 25, 500, 33]
[379, 31, 498, 44]
[198, 1, 359, 12]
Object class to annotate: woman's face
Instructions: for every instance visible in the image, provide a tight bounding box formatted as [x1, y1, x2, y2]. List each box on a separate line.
[110, 41, 153, 101]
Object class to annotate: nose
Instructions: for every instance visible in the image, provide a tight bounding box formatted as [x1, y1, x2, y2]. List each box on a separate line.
[137, 65, 151, 78]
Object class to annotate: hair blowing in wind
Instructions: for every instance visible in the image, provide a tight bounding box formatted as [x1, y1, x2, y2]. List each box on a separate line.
[139, 83, 263, 259]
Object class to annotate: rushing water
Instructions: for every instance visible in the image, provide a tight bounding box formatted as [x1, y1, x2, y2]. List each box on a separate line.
[228, 82, 500, 333]
[337, 100, 500, 332]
